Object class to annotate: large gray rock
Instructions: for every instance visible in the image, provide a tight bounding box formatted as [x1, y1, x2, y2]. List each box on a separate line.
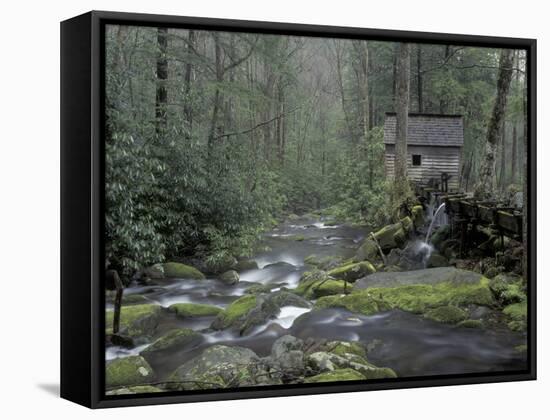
[269, 335, 305, 380]
[219, 270, 240, 285]
[168, 345, 273, 390]
[354, 267, 484, 290]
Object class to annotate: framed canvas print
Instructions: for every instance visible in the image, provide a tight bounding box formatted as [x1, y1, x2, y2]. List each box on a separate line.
[60, 11, 536, 408]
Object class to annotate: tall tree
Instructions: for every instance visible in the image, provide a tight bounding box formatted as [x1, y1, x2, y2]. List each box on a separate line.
[393, 43, 411, 202]
[155, 27, 168, 138]
[474, 49, 514, 199]
[416, 45, 424, 113]
[183, 30, 195, 139]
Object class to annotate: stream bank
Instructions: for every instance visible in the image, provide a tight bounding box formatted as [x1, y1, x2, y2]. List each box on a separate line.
[105, 212, 527, 394]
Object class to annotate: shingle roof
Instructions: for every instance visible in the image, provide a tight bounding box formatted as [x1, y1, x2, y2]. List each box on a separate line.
[383, 113, 464, 147]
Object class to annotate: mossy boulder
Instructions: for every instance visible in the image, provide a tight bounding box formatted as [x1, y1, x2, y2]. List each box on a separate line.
[325, 341, 367, 358]
[503, 301, 527, 332]
[140, 263, 165, 280]
[219, 270, 239, 285]
[328, 261, 376, 282]
[211, 291, 310, 334]
[304, 255, 344, 270]
[169, 303, 222, 318]
[162, 262, 205, 279]
[168, 345, 267, 390]
[106, 385, 162, 395]
[140, 328, 202, 360]
[489, 274, 526, 305]
[373, 222, 406, 251]
[245, 283, 276, 295]
[294, 271, 350, 298]
[411, 205, 425, 230]
[211, 295, 259, 331]
[427, 253, 448, 268]
[430, 224, 450, 249]
[304, 368, 365, 383]
[315, 291, 390, 315]
[106, 304, 162, 339]
[425, 305, 468, 324]
[457, 319, 483, 329]
[106, 356, 155, 389]
[355, 239, 379, 262]
[234, 259, 259, 271]
[204, 254, 238, 274]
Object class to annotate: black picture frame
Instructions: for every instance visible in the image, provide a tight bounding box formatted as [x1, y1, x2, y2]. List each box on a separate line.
[60, 10, 537, 409]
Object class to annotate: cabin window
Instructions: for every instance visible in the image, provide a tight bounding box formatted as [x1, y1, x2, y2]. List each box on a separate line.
[412, 154, 422, 166]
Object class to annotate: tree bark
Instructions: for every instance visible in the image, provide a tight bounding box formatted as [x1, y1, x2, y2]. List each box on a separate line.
[208, 32, 224, 150]
[393, 43, 411, 199]
[183, 30, 195, 138]
[416, 45, 424, 113]
[474, 49, 514, 199]
[155, 27, 168, 138]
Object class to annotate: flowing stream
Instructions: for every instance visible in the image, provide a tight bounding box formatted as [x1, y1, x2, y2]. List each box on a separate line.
[107, 215, 527, 380]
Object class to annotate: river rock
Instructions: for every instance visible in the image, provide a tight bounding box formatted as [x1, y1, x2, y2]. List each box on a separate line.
[489, 273, 525, 305]
[269, 335, 305, 379]
[425, 305, 468, 324]
[234, 259, 259, 271]
[328, 261, 376, 282]
[204, 254, 238, 274]
[427, 252, 448, 268]
[105, 304, 162, 340]
[169, 303, 222, 318]
[106, 356, 155, 389]
[304, 368, 366, 383]
[162, 262, 205, 279]
[219, 270, 239, 285]
[355, 239, 379, 262]
[140, 328, 202, 362]
[411, 205, 425, 230]
[354, 267, 485, 290]
[168, 345, 271, 390]
[106, 385, 163, 395]
[211, 291, 310, 334]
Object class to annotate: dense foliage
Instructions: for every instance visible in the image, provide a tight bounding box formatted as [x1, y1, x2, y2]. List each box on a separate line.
[104, 26, 526, 276]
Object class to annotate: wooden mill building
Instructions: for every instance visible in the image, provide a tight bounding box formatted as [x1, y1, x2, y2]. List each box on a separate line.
[383, 113, 464, 191]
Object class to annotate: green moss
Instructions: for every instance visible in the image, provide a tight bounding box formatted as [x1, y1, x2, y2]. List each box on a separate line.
[121, 294, 151, 305]
[367, 279, 495, 314]
[245, 284, 274, 294]
[456, 319, 483, 329]
[514, 344, 528, 354]
[315, 291, 390, 315]
[106, 385, 163, 395]
[355, 239, 379, 262]
[214, 295, 258, 329]
[425, 305, 468, 324]
[141, 328, 201, 356]
[295, 278, 349, 299]
[304, 255, 320, 265]
[315, 278, 494, 318]
[106, 356, 155, 388]
[411, 205, 425, 229]
[503, 301, 527, 331]
[328, 261, 376, 282]
[106, 304, 161, 337]
[304, 368, 365, 383]
[162, 262, 205, 279]
[169, 303, 222, 318]
[328, 341, 367, 358]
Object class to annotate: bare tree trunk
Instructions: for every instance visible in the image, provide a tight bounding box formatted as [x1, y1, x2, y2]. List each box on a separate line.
[155, 27, 168, 138]
[416, 45, 424, 113]
[208, 32, 224, 151]
[474, 49, 514, 199]
[393, 43, 411, 201]
[183, 30, 195, 138]
[333, 40, 356, 143]
[511, 51, 519, 184]
[499, 122, 506, 191]
[522, 51, 528, 279]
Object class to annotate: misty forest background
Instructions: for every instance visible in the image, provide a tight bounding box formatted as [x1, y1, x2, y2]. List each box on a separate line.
[105, 25, 527, 278]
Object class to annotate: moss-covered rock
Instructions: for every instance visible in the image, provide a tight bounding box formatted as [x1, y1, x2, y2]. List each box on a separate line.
[245, 283, 276, 295]
[489, 274, 526, 305]
[430, 225, 450, 249]
[427, 253, 448, 268]
[140, 328, 202, 360]
[211, 295, 258, 330]
[304, 368, 366, 383]
[204, 254, 238, 274]
[169, 303, 222, 318]
[162, 262, 205, 279]
[355, 239, 379, 262]
[106, 356, 155, 389]
[326, 341, 367, 358]
[106, 304, 162, 339]
[304, 255, 344, 270]
[373, 222, 406, 251]
[106, 385, 163, 395]
[315, 291, 390, 315]
[219, 270, 239, 285]
[456, 319, 483, 329]
[425, 305, 468, 324]
[503, 301, 527, 332]
[234, 259, 259, 271]
[328, 261, 376, 282]
[168, 345, 267, 390]
[294, 271, 350, 299]
[411, 205, 425, 230]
